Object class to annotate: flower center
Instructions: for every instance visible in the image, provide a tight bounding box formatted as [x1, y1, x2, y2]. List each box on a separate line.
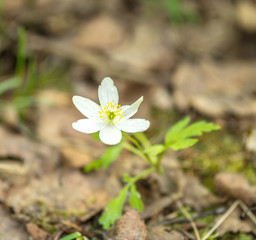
[108, 111, 115, 120]
[99, 100, 124, 124]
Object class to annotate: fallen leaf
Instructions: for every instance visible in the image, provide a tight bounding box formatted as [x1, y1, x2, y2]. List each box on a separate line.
[147, 226, 184, 240]
[60, 146, 93, 168]
[183, 176, 222, 211]
[26, 222, 48, 240]
[216, 207, 256, 235]
[72, 15, 125, 50]
[0, 126, 59, 179]
[0, 205, 28, 240]
[236, 0, 256, 33]
[214, 172, 256, 206]
[6, 169, 110, 227]
[110, 21, 175, 71]
[173, 60, 256, 117]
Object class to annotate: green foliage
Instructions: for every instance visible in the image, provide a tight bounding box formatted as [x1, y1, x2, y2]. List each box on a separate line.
[0, 77, 20, 96]
[141, 0, 201, 25]
[144, 144, 165, 156]
[96, 117, 220, 230]
[99, 170, 148, 230]
[169, 138, 198, 151]
[15, 27, 27, 77]
[99, 185, 129, 230]
[165, 116, 220, 150]
[60, 232, 84, 240]
[129, 184, 143, 212]
[83, 144, 123, 172]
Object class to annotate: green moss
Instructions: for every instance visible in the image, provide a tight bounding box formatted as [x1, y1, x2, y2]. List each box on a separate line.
[26, 201, 85, 233]
[179, 128, 256, 189]
[221, 233, 254, 240]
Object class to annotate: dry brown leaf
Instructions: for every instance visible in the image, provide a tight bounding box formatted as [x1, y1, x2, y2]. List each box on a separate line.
[0, 205, 28, 240]
[111, 207, 147, 240]
[147, 226, 184, 240]
[6, 170, 110, 224]
[110, 21, 175, 71]
[183, 176, 222, 211]
[236, 0, 256, 33]
[60, 146, 93, 168]
[214, 172, 256, 206]
[173, 60, 256, 117]
[26, 222, 48, 240]
[72, 15, 125, 50]
[0, 126, 59, 179]
[216, 207, 256, 235]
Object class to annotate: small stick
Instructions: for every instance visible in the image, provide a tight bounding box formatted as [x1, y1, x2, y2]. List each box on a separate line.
[239, 200, 256, 226]
[176, 200, 201, 240]
[201, 200, 240, 240]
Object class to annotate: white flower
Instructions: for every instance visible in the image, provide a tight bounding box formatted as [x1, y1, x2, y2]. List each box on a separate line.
[72, 77, 150, 145]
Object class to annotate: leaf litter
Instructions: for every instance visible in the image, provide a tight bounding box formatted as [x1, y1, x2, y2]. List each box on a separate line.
[1, 0, 256, 239]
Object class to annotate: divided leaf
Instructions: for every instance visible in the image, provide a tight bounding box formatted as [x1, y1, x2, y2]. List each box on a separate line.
[99, 186, 129, 230]
[129, 184, 143, 212]
[165, 116, 191, 144]
[144, 144, 165, 156]
[169, 138, 198, 151]
[165, 116, 220, 151]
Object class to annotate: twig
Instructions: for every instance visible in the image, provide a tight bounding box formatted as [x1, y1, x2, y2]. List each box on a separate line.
[239, 200, 256, 226]
[201, 200, 240, 240]
[154, 206, 227, 226]
[176, 200, 201, 240]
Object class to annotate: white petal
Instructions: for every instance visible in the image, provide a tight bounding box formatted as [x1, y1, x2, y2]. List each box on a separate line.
[72, 96, 101, 119]
[116, 119, 150, 133]
[98, 77, 119, 108]
[122, 96, 143, 120]
[99, 125, 122, 145]
[72, 119, 107, 134]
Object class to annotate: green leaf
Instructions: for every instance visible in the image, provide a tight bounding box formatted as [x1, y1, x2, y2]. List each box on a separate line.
[24, 58, 37, 96]
[180, 121, 221, 139]
[129, 184, 143, 212]
[165, 116, 190, 144]
[15, 27, 27, 77]
[99, 186, 129, 230]
[144, 144, 165, 156]
[0, 77, 21, 95]
[123, 173, 131, 183]
[101, 144, 123, 169]
[169, 138, 198, 151]
[83, 144, 122, 172]
[165, 116, 220, 151]
[60, 232, 82, 240]
[83, 159, 102, 173]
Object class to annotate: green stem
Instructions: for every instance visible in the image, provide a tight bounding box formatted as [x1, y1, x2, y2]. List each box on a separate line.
[128, 167, 155, 186]
[123, 133, 144, 151]
[123, 133, 153, 165]
[155, 148, 166, 173]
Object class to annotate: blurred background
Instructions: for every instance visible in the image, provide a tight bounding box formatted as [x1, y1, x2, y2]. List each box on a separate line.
[1, 0, 256, 239]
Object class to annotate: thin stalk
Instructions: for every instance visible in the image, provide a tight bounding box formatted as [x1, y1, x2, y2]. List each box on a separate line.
[177, 200, 201, 240]
[123, 133, 153, 165]
[201, 200, 240, 240]
[128, 167, 155, 186]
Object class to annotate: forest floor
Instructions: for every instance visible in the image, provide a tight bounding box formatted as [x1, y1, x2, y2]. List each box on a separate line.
[1, 0, 256, 239]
